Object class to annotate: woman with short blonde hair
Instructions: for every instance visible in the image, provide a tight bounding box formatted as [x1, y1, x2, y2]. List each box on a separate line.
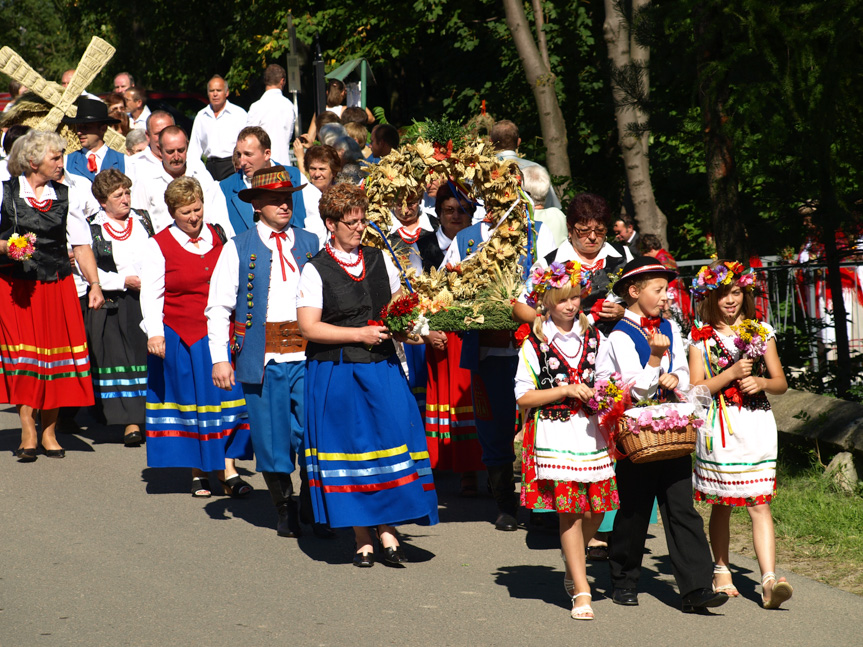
[140, 176, 253, 496]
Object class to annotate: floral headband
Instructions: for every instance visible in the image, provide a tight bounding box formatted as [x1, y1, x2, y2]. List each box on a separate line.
[691, 261, 755, 300]
[525, 261, 591, 308]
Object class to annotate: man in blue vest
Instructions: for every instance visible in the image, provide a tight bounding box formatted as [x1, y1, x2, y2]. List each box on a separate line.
[207, 165, 327, 538]
[219, 126, 307, 235]
[63, 98, 125, 181]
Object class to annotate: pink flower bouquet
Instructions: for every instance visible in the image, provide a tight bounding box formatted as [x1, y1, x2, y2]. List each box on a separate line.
[7, 232, 36, 262]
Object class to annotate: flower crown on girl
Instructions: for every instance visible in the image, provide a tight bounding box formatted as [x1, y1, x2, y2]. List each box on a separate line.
[525, 260, 591, 308]
[690, 261, 755, 300]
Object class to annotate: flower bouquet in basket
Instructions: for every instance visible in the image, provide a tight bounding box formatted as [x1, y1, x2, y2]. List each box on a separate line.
[616, 389, 706, 464]
[6, 232, 36, 261]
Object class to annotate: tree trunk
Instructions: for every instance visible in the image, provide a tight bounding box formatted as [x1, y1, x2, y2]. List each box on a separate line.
[602, 0, 668, 246]
[817, 146, 852, 397]
[502, 0, 571, 180]
[694, 4, 749, 261]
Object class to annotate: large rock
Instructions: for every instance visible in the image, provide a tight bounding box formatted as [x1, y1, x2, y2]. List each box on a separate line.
[825, 452, 860, 493]
[768, 388, 863, 454]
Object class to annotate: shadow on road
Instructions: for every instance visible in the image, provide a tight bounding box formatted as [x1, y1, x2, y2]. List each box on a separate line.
[493, 564, 570, 609]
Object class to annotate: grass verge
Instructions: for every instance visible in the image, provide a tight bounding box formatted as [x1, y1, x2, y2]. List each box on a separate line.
[697, 435, 863, 595]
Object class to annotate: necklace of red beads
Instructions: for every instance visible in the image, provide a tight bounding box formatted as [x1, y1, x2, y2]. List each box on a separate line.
[552, 340, 581, 361]
[103, 216, 134, 241]
[26, 197, 53, 212]
[397, 227, 421, 244]
[325, 241, 365, 281]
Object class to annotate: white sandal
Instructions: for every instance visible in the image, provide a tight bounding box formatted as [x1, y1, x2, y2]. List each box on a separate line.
[761, 572, 793, 609]
[712, 564, 740, 597]
[571, 592, 594, 620]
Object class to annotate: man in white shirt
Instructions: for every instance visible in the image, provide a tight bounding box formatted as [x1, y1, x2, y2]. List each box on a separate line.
[123, 87, 151, 131]
[245, 64, 296, 166]
[124, 110, 175, 188]
[613, 213, 640, 254]
[131, 125, 234, 236]
[188, 75, 248, 182]
[207, 165, 327, 539]
[491, 119, 562, 210]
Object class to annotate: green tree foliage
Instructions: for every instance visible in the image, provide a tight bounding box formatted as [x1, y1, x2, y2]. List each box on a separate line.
[0, 0, 82, 84]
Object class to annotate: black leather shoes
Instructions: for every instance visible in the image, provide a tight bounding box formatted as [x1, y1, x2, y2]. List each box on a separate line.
[494, 511, 518, 531]
[612, 588, 639, 606]
[681, 588, 729, 613]
[15, 448, 37, 462]
[353, 552, 374, 568]
[380, 545, 408, 567]
[123, 430, 144, 447]
[276, 502, 302, 538]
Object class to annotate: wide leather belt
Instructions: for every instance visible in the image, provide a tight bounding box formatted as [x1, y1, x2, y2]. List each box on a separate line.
[264, 320, 307, 354]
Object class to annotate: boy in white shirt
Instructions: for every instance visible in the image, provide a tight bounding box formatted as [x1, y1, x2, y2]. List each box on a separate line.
[595, 257, 728, 614]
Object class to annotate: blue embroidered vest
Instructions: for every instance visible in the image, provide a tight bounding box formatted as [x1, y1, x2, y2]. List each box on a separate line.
[611, 317, 674, 372]
[232, 225, 319, 384]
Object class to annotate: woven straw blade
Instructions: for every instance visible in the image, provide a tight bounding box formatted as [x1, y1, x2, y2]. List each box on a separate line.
[54, 36, 116, 114]
[36, 36, 116, 134]
[104, 128, 126, 154]
[0, 47, 64, 107]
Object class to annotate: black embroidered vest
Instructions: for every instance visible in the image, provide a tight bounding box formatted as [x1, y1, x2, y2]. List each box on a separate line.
[526, 326, 601, 421]
[304, 246, 396, 364]
[708, 330, 771, 412]
[88, 209, 155, 275]
[0, 179, 71, 282]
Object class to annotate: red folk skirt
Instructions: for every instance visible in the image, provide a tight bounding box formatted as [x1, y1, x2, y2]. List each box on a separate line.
[0, 273, 94, 409]
[520, 417, 619, 515]
[423, 332, 484, 472]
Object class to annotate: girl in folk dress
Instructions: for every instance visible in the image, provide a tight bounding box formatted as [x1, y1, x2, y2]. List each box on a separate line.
[688, 260, 793, 609]
[515, 261, 618, 620]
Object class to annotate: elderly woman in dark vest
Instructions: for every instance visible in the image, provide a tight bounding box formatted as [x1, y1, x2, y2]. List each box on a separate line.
[0, 130, 105, 462]
[514, 193, 634, 335]
[140, 176, 252, 497]
[86, 169, 155, 447]
[297, 182, 438, 568]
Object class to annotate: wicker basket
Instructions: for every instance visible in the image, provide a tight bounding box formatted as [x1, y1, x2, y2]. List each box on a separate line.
[617, 403, 698, 464]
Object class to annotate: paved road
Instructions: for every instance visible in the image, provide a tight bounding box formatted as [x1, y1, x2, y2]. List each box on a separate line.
[1, 405, 859, 647]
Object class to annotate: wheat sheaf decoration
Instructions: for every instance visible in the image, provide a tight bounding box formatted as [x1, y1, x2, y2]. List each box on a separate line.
[363, 125, 535, 331]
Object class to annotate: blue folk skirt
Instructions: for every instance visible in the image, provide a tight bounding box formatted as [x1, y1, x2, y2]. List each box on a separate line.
[145, 326, 252, 471]
[304, 354, 439, 529]
[403, 342, 427, 412]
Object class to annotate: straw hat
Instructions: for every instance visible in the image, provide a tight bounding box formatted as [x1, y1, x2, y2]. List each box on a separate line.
[238, 166, 306, 202]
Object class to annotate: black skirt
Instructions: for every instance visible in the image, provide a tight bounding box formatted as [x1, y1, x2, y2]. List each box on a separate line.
[84, 290, 148, 426]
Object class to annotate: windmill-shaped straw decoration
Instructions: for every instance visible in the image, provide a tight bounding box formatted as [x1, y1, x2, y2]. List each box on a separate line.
[0, 36, 125, 153]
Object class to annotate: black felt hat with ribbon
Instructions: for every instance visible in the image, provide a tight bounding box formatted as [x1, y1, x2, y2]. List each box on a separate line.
[61, 98, 120, 125]
[611, 256, 678, 296]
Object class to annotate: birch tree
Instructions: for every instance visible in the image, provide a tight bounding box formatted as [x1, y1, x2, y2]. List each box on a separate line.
[502, 0, 572, 181]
